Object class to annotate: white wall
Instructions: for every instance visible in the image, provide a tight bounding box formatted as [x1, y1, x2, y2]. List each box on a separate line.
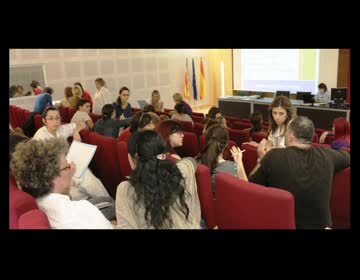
[318, 49, 339, 90]
[9, 49, 211, 110]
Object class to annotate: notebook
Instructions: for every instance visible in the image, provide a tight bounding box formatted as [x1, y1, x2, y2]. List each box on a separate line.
[66, 141, 97, 178]
[137, 100, 148, 109]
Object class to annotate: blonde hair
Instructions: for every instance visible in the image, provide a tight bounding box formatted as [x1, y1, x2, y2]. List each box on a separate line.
[72, 85, 83, 97]
[173, 93, 183, 103]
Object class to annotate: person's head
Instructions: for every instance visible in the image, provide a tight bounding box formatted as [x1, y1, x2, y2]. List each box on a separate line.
[9, 85, 17, 97]
[173, 93, 183, 104]
[208, 106, 221, 119]
[9, 133, 29, 167]
[285, 116, 314, 147]
[143, 104, 155, 113]
[249, 111, 263, 136]
[10, 138, 74, 198]
[127, 130, 189, 229]
[203, 119, 220, 134]
[101, 104, 115, 120]
[147, 112, 160, 128]
[25, 91, 32, 96]
[116, 86, 130, 105]
[269, 96, 293, 135]
[16, 85, 24, 95]
[156, 120, 184, 153]
[333, 117, 350, 142]
[43, 87, 54, 95]
[151, 90, 160, 104]
[42, 106, 61, 132]
[130, 111, 154, 133]
[199, 124, 229, 172]
[215, 116, 227, 129]
[30, 80, 40, 89]
[95, 78, 106, 90]
[64, 86, 73, 98]
[318, 83, 328, 93]
[72, 85, 83, 97]
[77, 98, 91, 113]
[174, 103, 185, 114]
[74, 82, 84, 93]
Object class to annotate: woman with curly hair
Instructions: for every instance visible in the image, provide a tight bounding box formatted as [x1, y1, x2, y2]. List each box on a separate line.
[10, 138, 114, 229]
[115, 130, 201, 229]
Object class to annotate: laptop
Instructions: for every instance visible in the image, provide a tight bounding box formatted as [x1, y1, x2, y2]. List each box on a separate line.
[137, 100, 148, 109]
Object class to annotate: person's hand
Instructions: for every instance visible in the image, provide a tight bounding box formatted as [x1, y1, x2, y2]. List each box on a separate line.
[319, 132, 329, 143]
[257, 139, 270, 160]
[120, 114, 125, 120]
[75, 122, 86, 132]
[230, 146, 243, 164]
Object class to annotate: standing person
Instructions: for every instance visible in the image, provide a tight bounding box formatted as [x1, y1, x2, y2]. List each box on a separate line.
[30, 80, 43, 96]
[32, 106, 114, 219]
[70, 99, 94, 130]
[55, 87, 73, 108]
[113, 86, 132, 119]
[94, 104, 131, 138]
[10, 138, 114, 229]
[315, 83, 330, 103]
[93, 78, 113, 115]
[172, 93, 192, 116]
[74, 82, 94, 111]
[147, 90, 164, 112]
[319, 117, 350, 150]
[115, 130, 201, 229]
[267, 96, 293, 148]
[249, 116, 350, 229]
[197, 125, 247, 197]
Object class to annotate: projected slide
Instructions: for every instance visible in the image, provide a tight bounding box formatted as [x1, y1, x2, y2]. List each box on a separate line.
[233, 49, 319, 94]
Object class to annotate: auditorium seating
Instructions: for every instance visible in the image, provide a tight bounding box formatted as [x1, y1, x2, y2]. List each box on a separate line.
[59, 106, 70, 123]
[231, 121, 252, 130]
[175, 132, 199, 158]
[89, 113, 102, 124]
[226, 128, 250, 147]
[173, 120, 194, 133]
[191, 115, 204, 123]
[193, 123, 204, 137]
[251, 132, 268, 143]
[241, 143, 258, 176]
[33, 114, 44, 130]
[116, 141, 132, 181]
[215, 173, 296, 229]
[331, 167, 350, 229]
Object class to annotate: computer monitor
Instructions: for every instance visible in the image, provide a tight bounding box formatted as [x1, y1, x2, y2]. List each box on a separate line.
[137, 100, 148, 109]
[276, 91, 290, 98]
[331, 88, 347, 101]
[296, 91, 311, 100]
[303, 94, 315, 104]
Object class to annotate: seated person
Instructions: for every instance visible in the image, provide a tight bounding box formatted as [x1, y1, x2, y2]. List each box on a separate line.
[171, 103, 193, 125]
[10, 138, 114, 229]
[55, 87, 73, 108]
[201, 106, 221, 124]
[70, 99, 94, 130]
[319, 117, 350, 150]
[156, 120, 184, 160]
[196, 124, 247, 197]
[315, 83, 330, 103]
[112, 86, 132, 119]
[74, 82, 94, 112]
[147, 90, 164, 112]
[69, 85, 82, 110]
[244, 111, 267, 141]
[94, 104, 131, 138]
[115, 130, 201, 229]
[172, 93, 192, 116]
[143, 104, 155, 113]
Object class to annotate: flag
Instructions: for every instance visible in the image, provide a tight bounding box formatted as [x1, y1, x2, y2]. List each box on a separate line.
[192, 58, 198, 100]
[200, 57, 206, 99]
[184, 58, 190, 98]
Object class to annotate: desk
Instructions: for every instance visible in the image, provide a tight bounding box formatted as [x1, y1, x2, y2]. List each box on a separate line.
[218, 96, 349, 130]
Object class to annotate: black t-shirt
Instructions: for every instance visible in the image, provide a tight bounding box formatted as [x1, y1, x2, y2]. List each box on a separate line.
[249, 146, 350, 229]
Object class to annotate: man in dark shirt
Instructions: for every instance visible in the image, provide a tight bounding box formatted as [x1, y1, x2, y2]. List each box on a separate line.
[249, 116, 350, 229]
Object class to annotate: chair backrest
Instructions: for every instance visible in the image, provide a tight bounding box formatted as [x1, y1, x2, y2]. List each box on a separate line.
[330, 167, 350, 229]
[59, 106, 70, 123]
[116, 141, 132, 181]
[231, 121, 252, 131]
[18, 209, 51, 229]
[251, 132, 268, 143]
[227, 128, 250, 147]
[215, 173, 296, 229]
[193, 122, 204, 137]
[89, 113, 102, 124]
[241, 143, 260, 176]
[195, 164, 217, 229]
[33, 114, 44, 130]
[118, 127, 131, 142]
[192, 112, 205, 118]
[175, 132, 199, 158]
[312, 133, 319, 143]
[174, 120, 194, 133]
[191, 115, 204, 123]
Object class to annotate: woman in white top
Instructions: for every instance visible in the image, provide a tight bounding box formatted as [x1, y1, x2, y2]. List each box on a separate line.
[147, 90, 164, 112]
[315, 83, 330, 103]
[267, 96, 293, 148]
[70, 98, 94, 130]
[93, 78, 113, 115]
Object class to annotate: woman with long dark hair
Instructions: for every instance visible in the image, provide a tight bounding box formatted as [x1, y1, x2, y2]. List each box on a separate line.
[113, 86, 132, 119]
[115, 130, 201, 229]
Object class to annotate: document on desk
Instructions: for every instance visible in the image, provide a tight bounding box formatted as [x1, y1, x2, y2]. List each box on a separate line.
[66, 141, 97, 178]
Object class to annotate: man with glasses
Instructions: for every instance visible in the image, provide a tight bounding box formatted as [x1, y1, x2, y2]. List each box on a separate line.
[10, 138, 114, 229]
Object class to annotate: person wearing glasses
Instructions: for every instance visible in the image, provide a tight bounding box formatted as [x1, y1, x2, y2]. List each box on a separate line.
[113, 86, 132, 119]
[10, 138, 114, 229]
[32, 107, 114, 220]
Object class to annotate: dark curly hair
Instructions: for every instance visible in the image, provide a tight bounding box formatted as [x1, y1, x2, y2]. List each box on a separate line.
[128, 130, 190, 229]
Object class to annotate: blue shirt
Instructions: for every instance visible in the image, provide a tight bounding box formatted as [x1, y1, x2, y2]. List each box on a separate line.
[34, 93, 52, 113]
[112, 102, 132, 118]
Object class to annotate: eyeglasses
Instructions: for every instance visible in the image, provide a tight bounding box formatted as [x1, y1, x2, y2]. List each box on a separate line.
[45, 117, 61, 121]
[60, 163, 71, 172]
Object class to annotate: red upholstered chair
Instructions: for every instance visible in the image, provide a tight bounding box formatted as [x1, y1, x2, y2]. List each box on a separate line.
[193, 123, 204, 138]
[191, 115, 204, 124]
[116, 141, 132, 181]
[192, 112, 205, 118]
[131, 107, 141, 116]
[175, 132, 199, 158]
[118, 127, 132, 142]
[251, 132, 268, 143]
[67, 108, 77, 121]
[195, 164, 217, 229]
[9, 172, 19, 192]
[10, 189, 50, 229]
[89, 113, 102, 124]
[174, 120, 194, 133]
[231, 121, 252, 130]
[240, 118, 251, 123]
[312, 133, 319, 143]
[241, 143, 259, 176]
[226, 128, 250, 147]
[330, 167, 350, 229]
[79, 129, 93, 144]
[315, 128, 334, 145]
[59, 106, 70, 123]
[33, 114, 44, 130]
[215, 173, 296, 229]
[164, 108, 172, 113]
[87, 132, 122, 198]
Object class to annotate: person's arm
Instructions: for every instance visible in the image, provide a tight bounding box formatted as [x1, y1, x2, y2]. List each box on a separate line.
[319, 131, 329, 143]
[73, 122, 85, 142]
[326, 149, 350, 172]
[249, 139, 270, 178]
[85, 119, 94, 130]
[230, 146, 248, 181]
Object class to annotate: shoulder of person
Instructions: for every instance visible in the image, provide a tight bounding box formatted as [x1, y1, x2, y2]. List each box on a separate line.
[176, 157, 197, 171]
[116, 180, 132, 200]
